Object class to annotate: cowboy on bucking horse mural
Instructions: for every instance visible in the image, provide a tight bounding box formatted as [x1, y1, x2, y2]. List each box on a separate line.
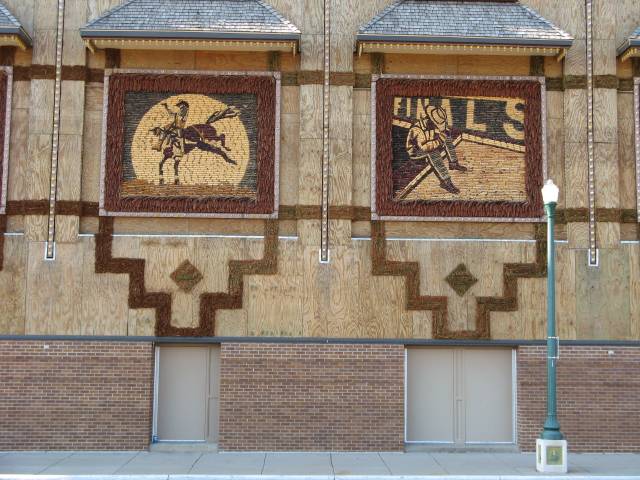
[150, 99, 240, 185]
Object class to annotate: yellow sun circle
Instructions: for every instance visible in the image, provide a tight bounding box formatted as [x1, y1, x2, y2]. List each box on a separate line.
[131, 94, 250, 186]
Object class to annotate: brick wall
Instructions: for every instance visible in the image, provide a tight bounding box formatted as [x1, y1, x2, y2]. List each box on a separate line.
[0, 341, 154, 450]
[517, 345, 640, 453]
[218, 343, 404, 451]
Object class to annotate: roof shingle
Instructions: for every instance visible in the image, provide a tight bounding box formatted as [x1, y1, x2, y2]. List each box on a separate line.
[0, 2, 32, 47]
[618, 25, 640, 56]
[358, 0, 573, 47]
[81, 0, 300, 41]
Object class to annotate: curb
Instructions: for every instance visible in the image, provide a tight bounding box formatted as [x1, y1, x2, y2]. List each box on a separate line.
[2, 475, 640, 480]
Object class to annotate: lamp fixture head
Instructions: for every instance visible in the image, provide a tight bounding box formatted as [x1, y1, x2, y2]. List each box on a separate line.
[542, 179, 559, 205]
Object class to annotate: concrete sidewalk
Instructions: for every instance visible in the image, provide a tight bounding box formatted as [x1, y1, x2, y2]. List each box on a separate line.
[1, 451, 639, 479]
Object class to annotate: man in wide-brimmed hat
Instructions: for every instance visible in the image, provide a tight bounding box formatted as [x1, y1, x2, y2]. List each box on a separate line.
[406, 105, 466, 194]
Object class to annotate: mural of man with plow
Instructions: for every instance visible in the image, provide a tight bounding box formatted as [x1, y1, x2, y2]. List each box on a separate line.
[401, 105, 467, 197]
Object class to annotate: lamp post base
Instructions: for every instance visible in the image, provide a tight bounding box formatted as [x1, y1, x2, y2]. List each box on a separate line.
[536, 438, 568, 473]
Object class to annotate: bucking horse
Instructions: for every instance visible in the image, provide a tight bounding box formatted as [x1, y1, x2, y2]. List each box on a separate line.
[150, 106, 240, 185]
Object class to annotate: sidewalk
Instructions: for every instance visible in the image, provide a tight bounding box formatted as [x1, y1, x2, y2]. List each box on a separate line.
[1, 451, 640, 479]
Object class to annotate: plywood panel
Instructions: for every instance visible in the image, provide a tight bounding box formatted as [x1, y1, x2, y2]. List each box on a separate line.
[592, 39, 617, 76]
[594, 142, 619, 209]
[265, 0, 303, 32]
[80, 236, 130, 335]
[114, 218, 190, 235]
[128, 309, 156, 337]
[87, 0, 122, 22]
[616, 0, 640, 46]
[3, 0, 34, 33]
[356, 240, 407, 338]
[617, 92, 637, 209]
[60, 81, 85, 136]
[280, 112, 300, 206]
[457, 55, 529, 76]
[62, 29, 86, 66]
[29, 79, 55, 135]
[564, 90, 588, 145]
[352, 114, 370, 207]
[330, 86, 353, 141]
[576, 248, 631, 339]
[521, 0, 584, 39]
[384, 222, 538, 240]
[300, 84, 323, 139]
[121, 50, 196, 69]
[556, 244, 577, 340]
[32, 30, 57, 65]
[330, 33, 354, 72]
[0, 236, 27, 334]
[25, 242, 83, 334]
[193, 237, 244, 329]
[7, 106, 29, 201]
[596, 222, 620, 248]
[301, 244, 326, 336]
[139, 237, 194, 329]
[325, 246, 359, 337]
[300, 0, 323, 34]
[246, 240, 303, 336]
[329, 221, 351, 248]
[300, 34, 323, 70]
[24, 216, 48, 242]
[81, 108, 102, 202]
[55, 216, 79, 243]
[57, 134, 83, 200]
[194, 51, 269, 71]
[567, 223, 589, 250]
[564, 40, 587, 76]
[329, 137, 352, 206]
[25, 133, 51, 199]
[564, 142, 589, 208]
[282, 86, 299, 114]
[547, 118, 566, 208]
[298, 138, 322, 205]
[467, 242, 529, 335]
[216, 309, 248, 337]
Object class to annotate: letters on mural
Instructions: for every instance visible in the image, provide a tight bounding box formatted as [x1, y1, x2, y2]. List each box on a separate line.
[374, 78, 544, 219]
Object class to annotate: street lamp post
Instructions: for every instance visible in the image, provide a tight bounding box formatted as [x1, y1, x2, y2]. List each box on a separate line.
[536, 179, 568, 474]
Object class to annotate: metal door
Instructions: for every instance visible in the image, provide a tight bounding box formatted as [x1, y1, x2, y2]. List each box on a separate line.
[406, 347, 515, 446]
[155, 345, 220, 443]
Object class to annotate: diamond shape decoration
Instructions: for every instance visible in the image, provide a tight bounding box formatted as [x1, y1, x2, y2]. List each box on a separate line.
[445, 263, 478, 297]
[170, 260, 203, 293]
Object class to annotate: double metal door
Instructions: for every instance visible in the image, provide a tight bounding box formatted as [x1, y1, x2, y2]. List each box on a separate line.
[406, 347, 515, 446]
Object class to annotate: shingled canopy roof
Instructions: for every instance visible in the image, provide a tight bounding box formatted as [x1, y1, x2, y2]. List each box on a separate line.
[618, 26, 640, 62]
[357, 0, 573, 58]
[0, 2, 32, 50]
[80, 0, 300, 53]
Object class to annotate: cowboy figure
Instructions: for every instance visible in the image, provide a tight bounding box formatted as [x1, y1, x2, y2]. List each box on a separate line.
[150, 100, 190, 185]
[405, 105, 467, 194]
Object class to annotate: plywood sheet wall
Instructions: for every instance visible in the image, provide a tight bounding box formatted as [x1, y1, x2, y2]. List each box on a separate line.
[0, 0, 639, 341]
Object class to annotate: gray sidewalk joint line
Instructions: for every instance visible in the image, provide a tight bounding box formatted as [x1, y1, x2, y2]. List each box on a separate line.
[36, 451, 74, 474]
[187, 452, 204, 474]
[430, 452, 447, 474]
[113, 450, 141, 474]
[377, 452, 392, 475]
[260, 452, 267, 475]
[329, 452, 336, 480]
